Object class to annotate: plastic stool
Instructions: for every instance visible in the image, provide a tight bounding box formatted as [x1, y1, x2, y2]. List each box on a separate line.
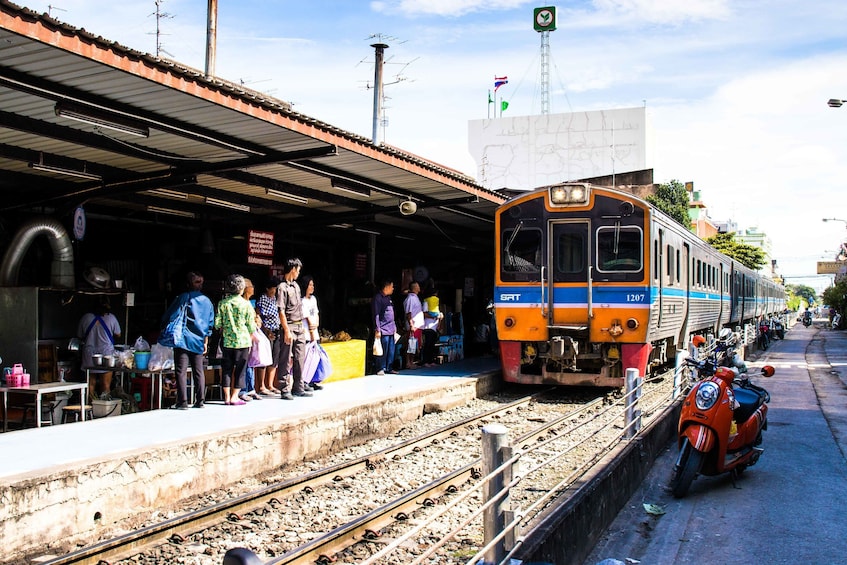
[61, 405, 93, 423]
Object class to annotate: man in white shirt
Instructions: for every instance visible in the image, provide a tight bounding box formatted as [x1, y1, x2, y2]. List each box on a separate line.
[403, 282, 424, 368]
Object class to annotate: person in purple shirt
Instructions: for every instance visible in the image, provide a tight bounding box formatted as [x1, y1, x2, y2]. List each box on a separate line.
[372, 279, 397, 375]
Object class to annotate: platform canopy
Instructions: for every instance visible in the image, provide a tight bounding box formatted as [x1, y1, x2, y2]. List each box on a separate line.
[0, 2, 504, 248]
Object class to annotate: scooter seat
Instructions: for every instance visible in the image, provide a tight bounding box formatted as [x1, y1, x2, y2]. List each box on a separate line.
[733, 386, 763, 423]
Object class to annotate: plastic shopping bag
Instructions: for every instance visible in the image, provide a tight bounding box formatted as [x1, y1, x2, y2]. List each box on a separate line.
[372, 338, 383, 357]
[248, 330, 273, 368]
[407, 336, 418, 354]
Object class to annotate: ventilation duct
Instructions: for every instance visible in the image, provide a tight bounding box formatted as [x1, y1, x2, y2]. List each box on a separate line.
[0, 217, 75, 288]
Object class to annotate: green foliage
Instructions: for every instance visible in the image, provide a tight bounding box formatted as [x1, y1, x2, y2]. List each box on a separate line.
[704, 232, 767, 271]
[647, 180, 690, 227]
[821, 278, 847, 328]
[786, 284, 818, 307]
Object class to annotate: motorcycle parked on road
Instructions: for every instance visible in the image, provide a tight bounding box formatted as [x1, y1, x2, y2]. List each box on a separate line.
[671, 340, 775, 498]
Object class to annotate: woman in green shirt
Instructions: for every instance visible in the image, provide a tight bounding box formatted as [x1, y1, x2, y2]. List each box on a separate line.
[215, 274, 257, 405]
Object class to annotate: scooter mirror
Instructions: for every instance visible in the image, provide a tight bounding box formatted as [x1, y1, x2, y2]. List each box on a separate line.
[761, 365, 775, 378]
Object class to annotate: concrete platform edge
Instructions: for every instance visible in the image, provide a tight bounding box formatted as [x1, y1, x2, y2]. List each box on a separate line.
[1, 371, 500, 562]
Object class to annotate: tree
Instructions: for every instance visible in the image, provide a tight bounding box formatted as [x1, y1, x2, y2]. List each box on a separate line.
[704, 231, 767, 271]
[647, 180, 690, 227]
[821, 279, 847, 329]
[786, 284, 818, 308]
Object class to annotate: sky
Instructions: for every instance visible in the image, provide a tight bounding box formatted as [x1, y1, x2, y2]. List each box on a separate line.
[27, 0, 847, 293]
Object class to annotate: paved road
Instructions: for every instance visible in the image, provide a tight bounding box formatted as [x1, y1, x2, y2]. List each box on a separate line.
[584, 321, 847, 565]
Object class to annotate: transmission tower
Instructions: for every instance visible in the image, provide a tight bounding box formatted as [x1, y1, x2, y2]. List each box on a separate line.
[540, 31, 550, 115]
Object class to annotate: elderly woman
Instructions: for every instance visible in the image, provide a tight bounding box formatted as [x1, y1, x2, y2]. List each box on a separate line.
[214, 274, 256, 405]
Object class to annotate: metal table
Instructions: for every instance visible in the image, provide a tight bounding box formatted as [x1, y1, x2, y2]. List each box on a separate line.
[0, 381, 89, 432]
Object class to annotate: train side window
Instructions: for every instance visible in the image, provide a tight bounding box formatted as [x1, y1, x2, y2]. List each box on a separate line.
[696, 259, 701, 286]
[597, 226, 643, 272]
[501, 226, 543, 281]
[676, 250, 681, 283]
[666, 244, 674, 283]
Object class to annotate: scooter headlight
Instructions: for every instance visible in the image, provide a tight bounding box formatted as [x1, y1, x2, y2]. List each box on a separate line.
[695, 381, 721, 410]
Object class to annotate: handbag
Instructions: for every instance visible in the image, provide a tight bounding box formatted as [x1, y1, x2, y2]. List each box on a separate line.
[373, 338, 383, 357]
[158, 295, 188, 349]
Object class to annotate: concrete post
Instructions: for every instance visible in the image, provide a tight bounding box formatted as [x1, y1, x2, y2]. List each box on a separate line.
[482, 423, 510, 564]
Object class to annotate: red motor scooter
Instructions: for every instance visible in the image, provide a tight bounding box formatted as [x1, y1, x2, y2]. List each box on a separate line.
[671, 341, 774, 498]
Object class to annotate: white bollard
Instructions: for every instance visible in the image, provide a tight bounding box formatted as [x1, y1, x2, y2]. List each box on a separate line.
[482, 423, 510, 564]
[624, 368, 642, 439]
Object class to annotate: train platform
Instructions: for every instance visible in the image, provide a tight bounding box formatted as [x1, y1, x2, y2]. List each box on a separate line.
[0, 355, 501, 561]
[584, 320, 847, 565]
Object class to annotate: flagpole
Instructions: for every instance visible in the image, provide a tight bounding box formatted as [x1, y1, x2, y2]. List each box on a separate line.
[487, 90, 491, 120]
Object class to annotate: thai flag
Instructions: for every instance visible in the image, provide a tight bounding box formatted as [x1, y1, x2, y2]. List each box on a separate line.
[494, 76, 508, 92]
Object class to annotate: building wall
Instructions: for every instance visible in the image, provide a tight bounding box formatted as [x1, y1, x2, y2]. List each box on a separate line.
[468, 107, 651, 191]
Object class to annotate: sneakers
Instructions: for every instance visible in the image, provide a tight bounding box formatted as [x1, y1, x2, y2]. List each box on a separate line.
[292, 390, 313, 397]
[280, 392, 294, 400]
[310, 383, 323, 391]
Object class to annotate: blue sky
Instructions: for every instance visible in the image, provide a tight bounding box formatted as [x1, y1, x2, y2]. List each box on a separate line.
[29, 0, 847, 292]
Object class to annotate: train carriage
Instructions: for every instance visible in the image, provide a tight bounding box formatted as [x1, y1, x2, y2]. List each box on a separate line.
[494, 183, 785, 387]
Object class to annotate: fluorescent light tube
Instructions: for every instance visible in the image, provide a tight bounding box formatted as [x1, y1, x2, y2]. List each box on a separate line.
[148, 189, 187, 200]
[29, 162, 102, 181]
[331, 179, 371, 197]
[147, 206, 195, 218]
[266, 188, 308, 204]
[55, 101, 150, 138]
[205, 197, 250, 212]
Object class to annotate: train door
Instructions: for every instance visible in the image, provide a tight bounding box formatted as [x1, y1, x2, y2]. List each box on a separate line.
[548, 220, 590, 325]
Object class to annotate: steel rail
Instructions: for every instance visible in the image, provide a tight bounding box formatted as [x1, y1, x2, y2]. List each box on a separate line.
[43, 391, 550, 565]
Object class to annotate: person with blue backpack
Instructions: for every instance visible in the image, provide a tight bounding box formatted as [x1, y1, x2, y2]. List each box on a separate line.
[159, 271, 215, 409]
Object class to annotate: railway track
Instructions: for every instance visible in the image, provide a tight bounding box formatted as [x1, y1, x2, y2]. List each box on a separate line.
[39, 378, 675, 565]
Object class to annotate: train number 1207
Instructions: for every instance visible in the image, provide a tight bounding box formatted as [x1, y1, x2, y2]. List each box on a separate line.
[626, 293, 646, 303]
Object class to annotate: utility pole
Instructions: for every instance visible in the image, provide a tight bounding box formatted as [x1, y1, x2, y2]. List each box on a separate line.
[371, 42, 388, 145]
[205, 0, 217, 78]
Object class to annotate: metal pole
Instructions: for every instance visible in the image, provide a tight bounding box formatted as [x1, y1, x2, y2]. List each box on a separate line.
[624, 368, 641, 439]
[482, 423, 509, 564]
[204, 0, 217, 78]
[371, 43, 388, 145]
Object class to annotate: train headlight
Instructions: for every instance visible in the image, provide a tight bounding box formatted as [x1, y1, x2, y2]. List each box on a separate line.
[504, 316, 516, 328]
[549, 183, 589, 206]
[626, 318, 639, 330]
[694, 381, 720, 410]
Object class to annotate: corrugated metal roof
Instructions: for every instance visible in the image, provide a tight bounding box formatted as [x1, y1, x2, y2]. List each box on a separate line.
[0, 1, 504, 247]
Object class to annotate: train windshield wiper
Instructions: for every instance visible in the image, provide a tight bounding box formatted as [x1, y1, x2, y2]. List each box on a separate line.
[504, 220, 523, 268]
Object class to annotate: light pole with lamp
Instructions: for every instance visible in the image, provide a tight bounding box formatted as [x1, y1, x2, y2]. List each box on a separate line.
[822, 218, 847, 227]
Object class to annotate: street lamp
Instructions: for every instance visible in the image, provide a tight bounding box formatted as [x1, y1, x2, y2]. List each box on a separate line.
[828, 99, 845, 108]
[822, 218, 847, 227]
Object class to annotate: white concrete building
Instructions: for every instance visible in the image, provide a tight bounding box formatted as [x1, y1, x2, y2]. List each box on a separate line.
[468, 107, 652, 191]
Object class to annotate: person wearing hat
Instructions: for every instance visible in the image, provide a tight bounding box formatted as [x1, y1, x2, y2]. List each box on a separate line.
[78, 297, 122, 400]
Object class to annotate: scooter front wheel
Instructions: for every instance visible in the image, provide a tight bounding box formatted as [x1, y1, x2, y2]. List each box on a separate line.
[671, 438, 705, 498]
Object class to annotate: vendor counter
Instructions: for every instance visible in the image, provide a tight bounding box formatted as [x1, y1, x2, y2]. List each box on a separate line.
[321, 339, 366, 382]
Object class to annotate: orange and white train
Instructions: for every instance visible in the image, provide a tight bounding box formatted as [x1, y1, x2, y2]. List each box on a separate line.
[494, 183, 785, 387]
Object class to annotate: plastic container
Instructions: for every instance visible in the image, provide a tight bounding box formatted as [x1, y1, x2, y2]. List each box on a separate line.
[134, 351, 151, 370]
[92, 398, 122, 418]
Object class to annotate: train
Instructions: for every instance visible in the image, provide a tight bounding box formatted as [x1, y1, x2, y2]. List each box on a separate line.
[493, 182, 786, 387]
